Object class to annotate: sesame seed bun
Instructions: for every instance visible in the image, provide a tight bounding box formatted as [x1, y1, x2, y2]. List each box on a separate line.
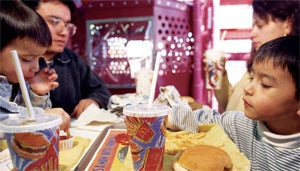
[174, 145, 232, 171]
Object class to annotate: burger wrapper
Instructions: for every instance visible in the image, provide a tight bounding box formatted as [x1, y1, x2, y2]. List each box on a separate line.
[153, 85, 190, 107]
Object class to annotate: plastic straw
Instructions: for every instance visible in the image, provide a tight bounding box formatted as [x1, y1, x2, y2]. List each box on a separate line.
[147, 52, 161, 108]
[10, 50, 35, 120]
[220, 30, 227, 42]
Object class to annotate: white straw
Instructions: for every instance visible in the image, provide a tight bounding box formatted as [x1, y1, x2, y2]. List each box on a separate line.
[220, 30, 227, 42]
[10, 50, 35, 120]
[147, 52, 161, 108]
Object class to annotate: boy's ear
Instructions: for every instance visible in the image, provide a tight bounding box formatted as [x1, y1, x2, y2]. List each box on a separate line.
[284, 16, 293, 35]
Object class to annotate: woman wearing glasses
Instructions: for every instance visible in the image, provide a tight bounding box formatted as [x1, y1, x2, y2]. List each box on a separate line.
[23, 0, 111, 118]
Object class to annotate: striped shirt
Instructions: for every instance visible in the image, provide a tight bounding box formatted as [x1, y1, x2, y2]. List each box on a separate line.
[170, 106, 300, 171]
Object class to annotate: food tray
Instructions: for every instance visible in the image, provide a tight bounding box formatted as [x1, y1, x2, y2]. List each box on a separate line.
[74, 122, 127, 170]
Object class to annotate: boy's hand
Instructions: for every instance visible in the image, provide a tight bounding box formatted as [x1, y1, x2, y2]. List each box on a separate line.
[45, 108, 71, 132]
[29, 68, 59, 95]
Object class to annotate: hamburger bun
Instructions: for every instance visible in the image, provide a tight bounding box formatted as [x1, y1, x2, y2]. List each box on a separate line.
[12, 132, 50, 160]
[180, 96, 195, 103]
[174, 144, 232, 171]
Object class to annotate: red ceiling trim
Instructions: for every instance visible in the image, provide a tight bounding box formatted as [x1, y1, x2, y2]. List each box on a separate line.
[220, 0, 252, 5]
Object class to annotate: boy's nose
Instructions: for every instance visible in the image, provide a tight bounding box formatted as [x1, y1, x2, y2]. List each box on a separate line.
[249, 27, 257, 40]
[243, 80, 253, 96]
[30, 60, 40, 73]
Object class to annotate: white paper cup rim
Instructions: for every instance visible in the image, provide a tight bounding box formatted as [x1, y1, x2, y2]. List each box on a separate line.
[205, 49, 224, 60]
[0, 115, 62, 133]
[123, 104, 170, 117]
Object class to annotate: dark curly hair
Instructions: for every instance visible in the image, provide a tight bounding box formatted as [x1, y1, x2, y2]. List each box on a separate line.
[0, 0, 52, 49]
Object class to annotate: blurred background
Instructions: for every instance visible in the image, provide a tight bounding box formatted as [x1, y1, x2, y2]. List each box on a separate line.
[69, 0, 253, 110]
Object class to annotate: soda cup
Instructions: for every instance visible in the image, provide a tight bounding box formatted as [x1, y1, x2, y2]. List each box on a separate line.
[204, 49, 225, 89]
[123, 104, 170, 171]
[0, 115, 61, 171]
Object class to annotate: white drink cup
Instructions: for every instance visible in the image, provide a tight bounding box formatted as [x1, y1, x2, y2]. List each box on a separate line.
[204, 49, 225, 89]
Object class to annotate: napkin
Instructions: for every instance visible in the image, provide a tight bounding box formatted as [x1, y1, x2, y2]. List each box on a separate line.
[71, 104, 123, 128]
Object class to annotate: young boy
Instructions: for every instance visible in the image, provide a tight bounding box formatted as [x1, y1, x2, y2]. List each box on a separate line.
[169, 35, 300, 170]
[23, 0, 111, 118]
[0, 0, 70, 131]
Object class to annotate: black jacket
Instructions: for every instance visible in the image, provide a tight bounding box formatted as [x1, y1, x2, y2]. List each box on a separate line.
[39, 48, 111, 114]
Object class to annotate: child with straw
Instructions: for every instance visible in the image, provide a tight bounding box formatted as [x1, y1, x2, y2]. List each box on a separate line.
[0, 0, 70, 132]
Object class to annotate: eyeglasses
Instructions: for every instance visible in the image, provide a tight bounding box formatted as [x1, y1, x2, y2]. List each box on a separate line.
[45, 16, 77, 36]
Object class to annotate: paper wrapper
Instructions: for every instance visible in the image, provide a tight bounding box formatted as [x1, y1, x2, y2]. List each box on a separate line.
[153, 85, 190, 107]
[71, 104, 123, 128]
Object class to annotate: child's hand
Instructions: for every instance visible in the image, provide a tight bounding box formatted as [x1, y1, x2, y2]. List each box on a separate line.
[45, 108, 71, 132]
[29, 68, 59, 95]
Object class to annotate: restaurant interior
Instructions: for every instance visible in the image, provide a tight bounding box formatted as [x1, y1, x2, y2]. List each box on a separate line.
[70, 0, 253, 110]
[0, 0, 300, 171]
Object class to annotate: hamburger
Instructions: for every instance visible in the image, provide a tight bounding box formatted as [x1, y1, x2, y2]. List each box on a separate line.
[12, 132, 50, 160]
[173, 144, 232, 171]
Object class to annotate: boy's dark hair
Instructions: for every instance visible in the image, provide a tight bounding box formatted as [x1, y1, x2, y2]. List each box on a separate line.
[22, 0, 77, 20]
[251, 35, 299, 100]
[0, 0, 52, 50]
[252, 0, 300, 34]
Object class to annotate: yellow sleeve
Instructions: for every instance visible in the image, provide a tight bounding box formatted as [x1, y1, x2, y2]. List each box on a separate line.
[226, 72, 250, 112]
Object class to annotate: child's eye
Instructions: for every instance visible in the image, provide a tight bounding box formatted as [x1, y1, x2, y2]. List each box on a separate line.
[20, 58, 32, 63]
[256, 24, 264, 29]
[248, 72, 254, 81]
[261, 83, 271, 89]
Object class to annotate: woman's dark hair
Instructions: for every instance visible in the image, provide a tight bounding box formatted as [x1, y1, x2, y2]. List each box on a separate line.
[22, 0, 77, 20]
[252, 0, 300, 34]
[251, 35, 299, 100]
[0, 0, 52, 49]
[247, 0, 299, 71]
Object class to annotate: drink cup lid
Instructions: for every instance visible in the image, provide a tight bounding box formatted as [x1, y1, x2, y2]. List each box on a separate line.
[205, 49, 224, 60]
[123, 104, 170, 117]
[0, 114, 62, 133]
